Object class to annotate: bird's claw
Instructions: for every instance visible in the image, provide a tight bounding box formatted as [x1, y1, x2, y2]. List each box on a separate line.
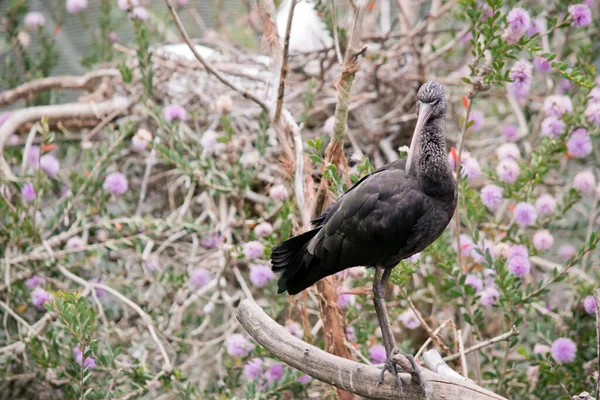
[377, 349, 424, 390]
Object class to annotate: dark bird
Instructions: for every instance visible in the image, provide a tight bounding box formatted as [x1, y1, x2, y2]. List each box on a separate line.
[270, 81, 457, 386]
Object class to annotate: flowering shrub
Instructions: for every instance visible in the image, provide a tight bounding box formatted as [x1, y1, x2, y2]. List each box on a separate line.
[0, 0, 599, 399]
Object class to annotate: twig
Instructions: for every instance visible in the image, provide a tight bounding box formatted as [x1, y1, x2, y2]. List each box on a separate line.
[423, 349, 469, 382]
[443, 326, 519, 362]
[57, 265, 173, 371]
[415, 319, 451, 360]
[0, 69, 120, 107]
[282, 110, 309, 228]
[164, 0, 270, 113]
[0, 299, 33, 333]
[457, 329, 469, 378]
[273, 0, 297, 122]
[330, 0, 344, 65]
[0, 313, 55, 355]
[237, 298, 507, 400]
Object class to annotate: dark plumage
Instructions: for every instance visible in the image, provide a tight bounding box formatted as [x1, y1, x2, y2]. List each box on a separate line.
[271, 81, 457, 295]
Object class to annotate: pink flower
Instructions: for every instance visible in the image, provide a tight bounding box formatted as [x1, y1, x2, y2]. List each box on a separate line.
[337, 293, 355, 309]
[118, 0, 139, 11]
[346, 326, 356, 341]
[508, 60, 532, 98]
[190, 268, 211, 289]
[297, 374, 312, 384]
[26, 145, 40, 168]
[400, 310, 420, 330]
[24, 12, 46, 29]
[507, 256, 530, 277]
[502, 125, 518, 141]
[66, 0, 88, 14]
[201, 233, 222, 249]
[541, 117, 565, 137]
[369, 344, 387, 364]
[269, 184, 288, 200]
[468, 110, 485, 131]
[533, 230, 554, 251]
[26, 275, 46, 289]
[497, 159, 520, 183]
[103, 172, 129, 196]
[200, 130, 225, 155]
[543, 95, 573, 117]
[513, 202, 537, 227]
[534, 56, 552, 73]
[73, 346, 97, 370]
[568, 4, 592, 27]
[585, 102, 600, 125]
[533, 343, 551, 355]
[31, 287, 52, 310]
[21, 183, 36, 202]
[558, 244, 577, 261]
[510, 246, 530, 263]
[243, 241, 264, 259]
[528, 19, 543, 36]
[455, 234, 474, 257]
[584, 296, 596, 314]
[249, 264, 274, 287]
[589, 88, 600, 104]
[131, 128, 152, 152]
[461, 158, 481, 181]
[40, 154, 60, 177]
[108, 32, 118, 42]
[507, 8, 530, 36]
[558, 79, 573, 94]
[265, 363, 284, 383]
[496, 143, 520, 160]
[285, 322, 303, 339]
[551, 338, 576, 363]
[535, 194, 556, 216]
[164, 104, 187, 122]
[573, 170, 596, 194]
[225, 334, 255, 357]
[566, 129, 592, 158]
[323, 116, 335, 135]
[254, 222, 273, 237]
[481, 184, 504, 210]
[406, 253, 420, 263]
[66, 236, 85, 251]
[243, 358, 263, 380]
[479, 286, 499, 308]
[465, 274, 483, 293]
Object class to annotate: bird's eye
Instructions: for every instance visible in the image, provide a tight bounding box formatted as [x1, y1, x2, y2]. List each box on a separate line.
[431, 99, 440, 106]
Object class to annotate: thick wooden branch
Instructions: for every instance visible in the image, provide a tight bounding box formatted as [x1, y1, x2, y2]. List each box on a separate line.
[236, 299, 507, 400]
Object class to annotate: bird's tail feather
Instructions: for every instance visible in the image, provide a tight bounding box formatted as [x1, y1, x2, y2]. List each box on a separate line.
[271, 228, 322, 295]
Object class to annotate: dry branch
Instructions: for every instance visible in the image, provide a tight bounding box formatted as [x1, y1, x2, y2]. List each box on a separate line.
[237, 299, 507, 400]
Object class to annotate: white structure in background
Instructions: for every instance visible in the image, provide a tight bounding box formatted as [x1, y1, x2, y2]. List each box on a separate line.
[276, 0, 333, 53]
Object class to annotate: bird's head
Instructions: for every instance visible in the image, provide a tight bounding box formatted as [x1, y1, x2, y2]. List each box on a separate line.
[406, 81, 447, 174]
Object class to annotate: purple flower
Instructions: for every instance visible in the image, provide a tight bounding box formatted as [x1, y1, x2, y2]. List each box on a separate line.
[40, 154, 60, 177]
[558, 244, 577, 261]
[573, 170, 596, 194]
[502, 124, 518, 141]
[24, 12, 46, 28]
[31, 287, 51, 310]
[103, 172, 129, 196]
[535, 194, 556, 216]
[406, 253, 420, 263]
[585, 102, 600, 125]
[461, 158, 481, 181]
[584, 296, 596, 314]
[496, 159, 520, 183]
[513, 202, 537, 227]
[89, 278, 106, 298]
[566, 129, 592, 158]
[533, 343, 551, 355]
[369, 344, 387, 364]
[541, 117, 565, 137]
[244, 358, 263, 380]
[502, 27, 523, 44]
[528, 19, 543, 36]
[131, 128, 152, 152]
[543, 95, 573, 117]
[201, 233, 222, 249]
[269, 184, 288, 200]
[507, 256, 531, 277]
[496, 143, 520, 160]
[481, 184, 504, 210]
[456, 234, 475, 257]
[74, 346, 96, 370]
[21, 183, 36, 202]
[66, 0, 88, 14]
[265, 363, 284, 383]
[249, 264, 274, 287]
[533, 230, 554, 251]
[468, 110, 485, 131]
[509, 244, 528, 260]
[164, 104, 187, 122]
[551, 338, 576, 363]
[479, 286, 499, 308]
[190, 268, 211, 289]
[200, 130, 225, 155]
[108, 32, 118, 42]
[508, 60, 532, 98]
[254, 222, 273, 238]
[145, 255, 161, 273]
[589, 88, 600, 104]
[400, 310, 420, 330]
[337, 293, 355, 309]
[323, 116, 335, 135]
[130, 6, 149, 20]
[507, 8, 530, 36]
[558, 79, 573, 95]
[286, 321, 303, 338]
[243, 241, 264, 259]
[346, 326, 356, 342]
[26, 275, 46, 289]
[465, 274, 483, 293]
[118, 0, 139, 10]
[569, 4, 592, 28]
[297, 374, 312, 384]
[26, 146, 40, 168]
[225, 334, 255, 357]
[534, 56, 551, 73]
[66, 236, 85, 251]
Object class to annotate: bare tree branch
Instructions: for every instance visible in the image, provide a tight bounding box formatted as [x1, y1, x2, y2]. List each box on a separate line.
[273, 0, 297, 122]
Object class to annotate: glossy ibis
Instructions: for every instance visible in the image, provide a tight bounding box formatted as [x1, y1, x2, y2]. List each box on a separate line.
[271, 81, 457, 386]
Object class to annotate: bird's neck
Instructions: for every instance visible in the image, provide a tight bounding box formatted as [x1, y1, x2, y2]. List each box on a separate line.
[415, 118, 454, 194]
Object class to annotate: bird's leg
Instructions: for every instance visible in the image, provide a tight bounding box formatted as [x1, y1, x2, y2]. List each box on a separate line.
[373, 266, 423, 389]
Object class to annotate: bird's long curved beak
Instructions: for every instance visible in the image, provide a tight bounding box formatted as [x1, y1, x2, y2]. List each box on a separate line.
[405, 103, 433, 175]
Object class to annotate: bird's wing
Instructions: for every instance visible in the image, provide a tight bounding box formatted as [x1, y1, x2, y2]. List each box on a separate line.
[309, 165, 430, 270]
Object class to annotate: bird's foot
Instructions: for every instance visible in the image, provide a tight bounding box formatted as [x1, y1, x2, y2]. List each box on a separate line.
[377, 349, 423, 390]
